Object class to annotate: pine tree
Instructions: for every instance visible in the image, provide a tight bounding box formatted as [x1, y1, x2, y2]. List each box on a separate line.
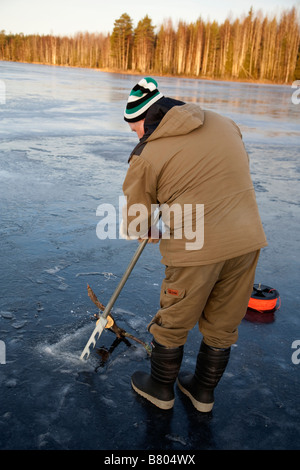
[110, 13, 133, 70]
[133, 15, 155, 72]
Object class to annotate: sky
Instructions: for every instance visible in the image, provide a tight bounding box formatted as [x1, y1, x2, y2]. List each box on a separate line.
[1, 0, 299, 36]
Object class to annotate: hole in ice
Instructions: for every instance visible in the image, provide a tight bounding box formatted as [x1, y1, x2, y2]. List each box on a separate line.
[36, 323, 96, 367]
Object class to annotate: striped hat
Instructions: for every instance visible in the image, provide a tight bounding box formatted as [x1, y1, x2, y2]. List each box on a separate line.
[124, 77, 164, 122]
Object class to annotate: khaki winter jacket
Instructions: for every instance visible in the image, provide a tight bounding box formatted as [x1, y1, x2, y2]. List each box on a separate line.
[122, 101, 267, 266]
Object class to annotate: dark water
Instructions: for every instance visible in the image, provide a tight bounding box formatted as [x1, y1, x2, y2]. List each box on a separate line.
[0, 61, 299, 451]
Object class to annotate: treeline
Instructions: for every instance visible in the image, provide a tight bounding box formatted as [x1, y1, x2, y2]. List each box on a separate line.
[1, 7, 300, 83]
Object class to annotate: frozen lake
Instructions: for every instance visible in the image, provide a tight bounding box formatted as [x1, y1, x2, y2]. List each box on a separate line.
[0, 61, 299, 451]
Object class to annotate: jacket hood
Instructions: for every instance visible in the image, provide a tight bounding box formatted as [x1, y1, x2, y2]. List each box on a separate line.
[128, 97, 204, 162]
[146, 101, 205, 141]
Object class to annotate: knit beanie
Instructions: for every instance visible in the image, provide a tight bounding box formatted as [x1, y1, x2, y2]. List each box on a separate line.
[124, 77, 164, 122]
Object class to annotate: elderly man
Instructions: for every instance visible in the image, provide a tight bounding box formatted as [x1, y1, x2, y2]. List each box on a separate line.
[121, 77, 267, 411]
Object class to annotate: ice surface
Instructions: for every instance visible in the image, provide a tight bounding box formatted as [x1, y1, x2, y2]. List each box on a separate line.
[0, 61, 299, 450]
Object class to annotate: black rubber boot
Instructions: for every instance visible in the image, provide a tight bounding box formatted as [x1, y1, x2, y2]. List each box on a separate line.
[131, 340, 184, 410]
[177, 340, 230, 412]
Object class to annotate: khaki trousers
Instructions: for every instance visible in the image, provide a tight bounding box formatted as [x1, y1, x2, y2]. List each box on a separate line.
[148, 250, 260, 348]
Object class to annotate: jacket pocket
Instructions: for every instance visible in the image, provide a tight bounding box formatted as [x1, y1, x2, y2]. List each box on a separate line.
[163, 287, 185, 299]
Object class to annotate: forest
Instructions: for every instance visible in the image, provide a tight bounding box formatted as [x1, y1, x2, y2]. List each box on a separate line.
[0, 7, 299, 83]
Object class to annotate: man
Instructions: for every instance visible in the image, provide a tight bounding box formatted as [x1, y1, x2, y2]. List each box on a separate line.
[121, 77, 267, 412]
